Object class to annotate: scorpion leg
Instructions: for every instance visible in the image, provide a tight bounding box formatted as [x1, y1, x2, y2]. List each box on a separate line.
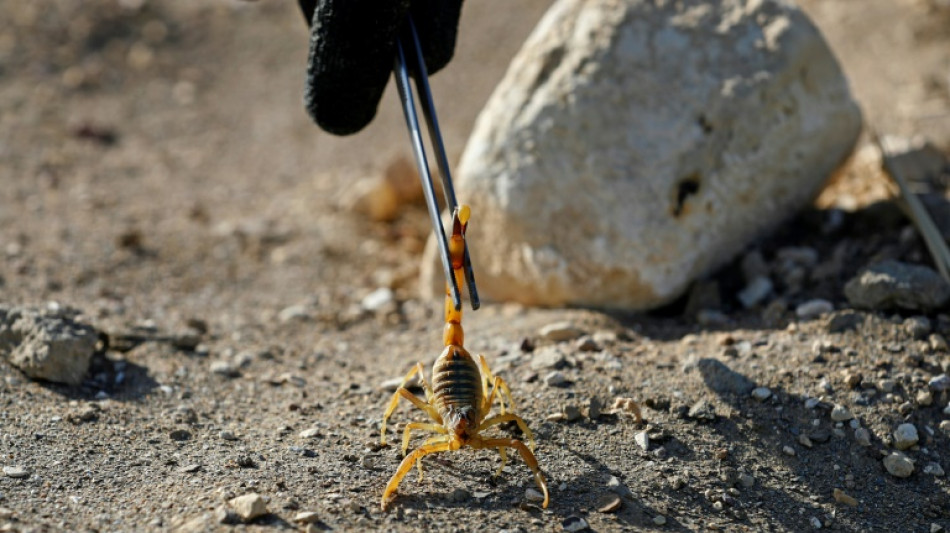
[477, 413, 536, 452]
[381, 440, 454, 511]
[472, 436, 549, 509]
[479, 354, 517, 414]
[381, 363, 441, 445]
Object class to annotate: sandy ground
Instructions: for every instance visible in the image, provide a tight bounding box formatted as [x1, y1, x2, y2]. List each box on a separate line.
[1, 0, 950, 531]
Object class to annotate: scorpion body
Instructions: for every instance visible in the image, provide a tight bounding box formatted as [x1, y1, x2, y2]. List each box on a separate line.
[379, 206, 549, 510]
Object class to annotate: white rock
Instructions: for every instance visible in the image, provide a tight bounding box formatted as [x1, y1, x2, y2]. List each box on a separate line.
[830, 404, 853, 422]
[893, 423, 919, 450]
[229, 493, 267, 521]
[795, 299, 834, 320]
[544, 371, 569, 387]
[751, 387, 772, 401]
[634, 431, 650, 451]
[883, 452, 914, 478]
[2, 466, 29, 479]
[539, 322, 585, 342]
[360, 288, 395, 312]
[422, 0, 860, 309]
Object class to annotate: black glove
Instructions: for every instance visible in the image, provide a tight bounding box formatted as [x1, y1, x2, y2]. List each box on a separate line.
[298, 0, 464, 136]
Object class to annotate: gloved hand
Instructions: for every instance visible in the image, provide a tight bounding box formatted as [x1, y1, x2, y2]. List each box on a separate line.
[298, 0, 464, 136]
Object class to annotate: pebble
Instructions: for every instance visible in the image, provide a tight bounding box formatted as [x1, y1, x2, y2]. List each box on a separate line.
[180, 464, 201, 473]
[688, 400, 717, 421]
[830, 404, 853, 422]
[904, 316, 932, 339]
[917, 390, 934, 406]
[564, 404, 583, 422]
[587, 397, 603, 420]
[878, 379, 896, 393]
[294, 511, 320, 524]
[929, 374, 950, 391]
[854, 427, 872, 447]
[169, 429, 191, 441]
[562, 515, 589, 533]
[940, 420, 950, 432]
[219, 430, 238, 441]
[278, 304, 310, 323]
[531, 346, 568, 370]
[795, 299, 834, 319]
[360, 288, 394, 312]
[844, 260, 950, 311]
[923, 462, 945, 477]
[883, 452, 915, 478]
[782, 445, 796, 457]
[844, 373, 862, 389]
[810, 516, 823, 529]
[525, 488, 545, 503]
[738, 473, 755, 488]
[653, 515, 667, 526]
[930, 333, 949, 352]
[798, 434, 813, 448]
[0, 508, 12, 519]
[575, 337, 600, 352]
[738, 276, 773, 308]
[805, 397, 821, 409]
[544, 371, 569, 387]
[210, 360, 239, 378]
[229, 493, 268, 521]
[299, 428, 322, 439]
[539, 322, 586, 343]
[449, 488, 470, 502]
[932, 524, 944, 533]
[751, 387, 772, 401]
[898, 402, 914, 416]
[693, 358, 755, 395]
[894, 423, 919, 450]
[2, 466, 28, 479]
[635, 431, 650, 451]
[832, 488, 858, 506]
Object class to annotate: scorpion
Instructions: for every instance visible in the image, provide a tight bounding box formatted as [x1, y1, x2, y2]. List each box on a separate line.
[379, 205, 549, 510]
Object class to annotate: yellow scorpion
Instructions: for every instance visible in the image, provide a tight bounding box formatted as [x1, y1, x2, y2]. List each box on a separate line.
[380, 205, 549, 510]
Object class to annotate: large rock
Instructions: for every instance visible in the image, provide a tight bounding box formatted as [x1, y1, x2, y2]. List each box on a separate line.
[0, 306, 98, 385]
[422, 0, 861, 308]
[844, 260, 950, 311]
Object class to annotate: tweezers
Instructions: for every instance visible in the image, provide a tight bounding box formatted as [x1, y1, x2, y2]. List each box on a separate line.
[392, 16, 479, 311]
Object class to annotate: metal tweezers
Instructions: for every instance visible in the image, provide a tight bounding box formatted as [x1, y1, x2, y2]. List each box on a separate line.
[392, 16, 479, 312]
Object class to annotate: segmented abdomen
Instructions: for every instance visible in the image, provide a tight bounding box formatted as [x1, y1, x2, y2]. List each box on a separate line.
[431, 345, 483, 419]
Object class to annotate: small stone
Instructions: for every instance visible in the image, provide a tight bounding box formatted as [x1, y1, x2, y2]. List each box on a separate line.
[810, 516, 823, 529]
[587, 397, 603, 420]
[930, 333, 949, 352]
[220, 430, 238, 441]
[826, 311, 863, 333]
[564, 404, 583, 422]
[940, 420, 950, 432]
[2, 466, 28, 479]
[809, 428, 831, 443]
[544, 371, 569, 387]
[854, 427, 872, 446]
[607, 475, 633, 498]
[738, 276, 773, 308]
[693, 358, 755, 395]
[562, 515, 589, 533]
[294, 511, 320, 524]
[0, 508, 13, 520]
[539, 322, 586, 342]
[530, 346, 568, 370]
[180, 464, 201, 473]
[653, 515, 667, 526]
[751, 387, 772, 401]
[782, 445, 796, 456]
[379, 373, 420, 392]
[917, 391, 934, 406]
[449, 488, 470, 502]
[299, 428, 322, 439]
[805, 397, 821, 409]
[878, 379, 896, 393]
[833, 488, 858, 506]
[278, 304, 310, 323]
[798, 434, 813, 448]
[931, 524, 944, 533]
[634, 431, 650, 451]
[575, 337, 600, 352]
[1, 308, 98, 385]
[845, 260, 950, 310]
[687, 400, 717, 421]
[216, 507, 241, 525]
[898, 402, 914, 416]
[923, 462, 945, 477]
[796, 299, 834, 319]
[738, 473, 755, 488]
[894, 423, 919, 450]
[883, 452, 915, 478]
[361, 288, 395, 312]
[844, 373, 862, 389]
[169, 429, 191, 441]
[929, 374, 950, 391]
[904, 316, 932, 339]
[830, 404, 853, 422]
[229, 493, 268, 521]
[525, 488, 545, 503]
[210, 360, 239, 378]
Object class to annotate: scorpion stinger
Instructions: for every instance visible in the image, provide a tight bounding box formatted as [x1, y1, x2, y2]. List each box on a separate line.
[379, 206, 549, 511]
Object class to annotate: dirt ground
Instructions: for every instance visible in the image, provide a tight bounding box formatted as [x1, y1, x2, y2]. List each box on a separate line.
[2, 0, 950, 532]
